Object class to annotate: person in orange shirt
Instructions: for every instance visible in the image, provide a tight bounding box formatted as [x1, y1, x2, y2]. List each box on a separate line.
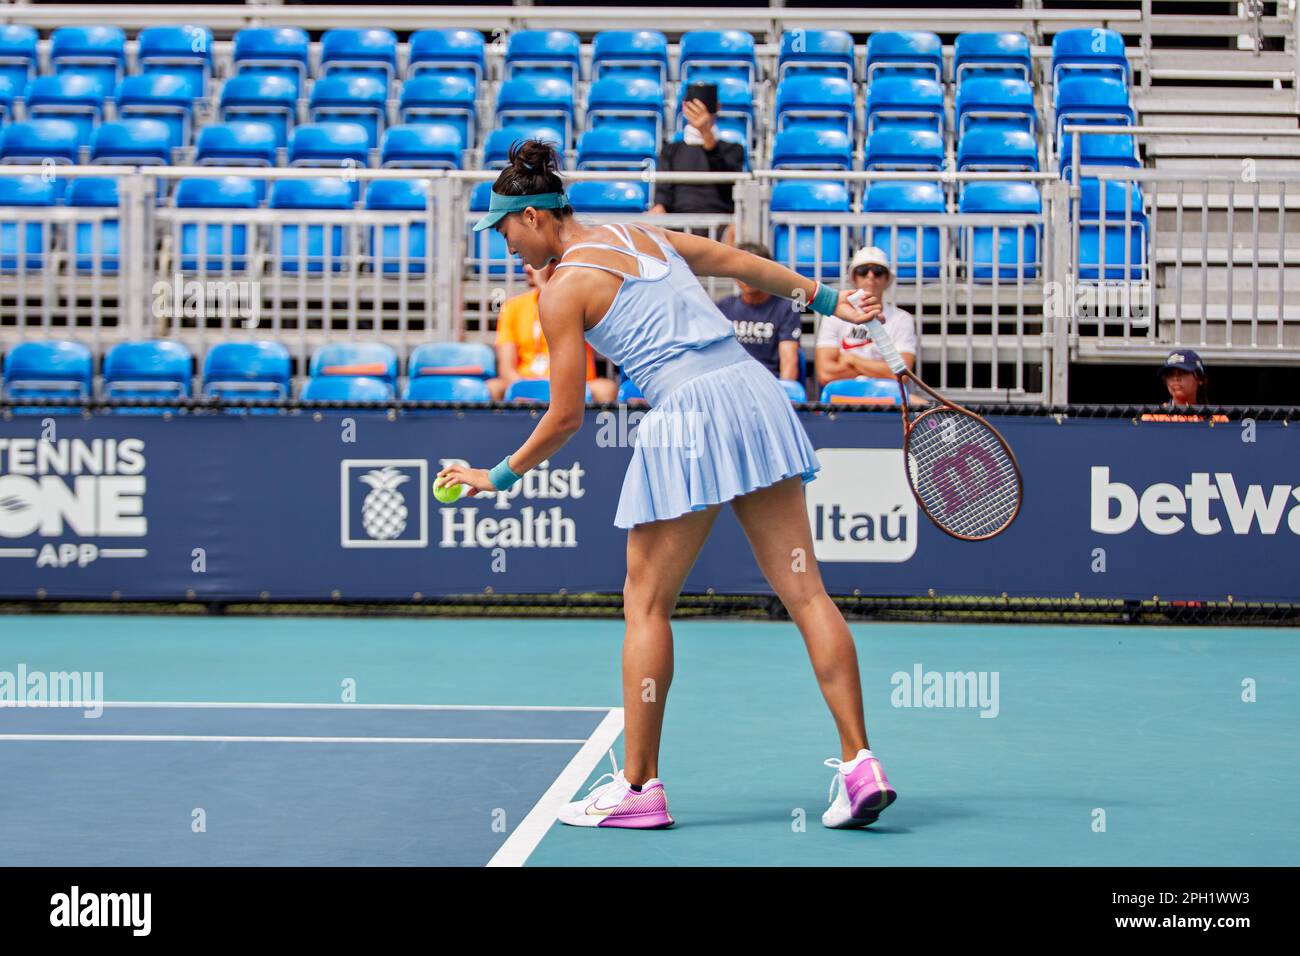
[487, 261, 619, 402]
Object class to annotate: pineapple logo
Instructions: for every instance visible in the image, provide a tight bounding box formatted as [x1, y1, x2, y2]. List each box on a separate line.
[359, 467, 409, 540]
[340, 459, 427, 548]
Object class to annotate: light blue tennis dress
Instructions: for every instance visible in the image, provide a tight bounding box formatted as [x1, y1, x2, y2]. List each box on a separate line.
[553, 222, 821, 529]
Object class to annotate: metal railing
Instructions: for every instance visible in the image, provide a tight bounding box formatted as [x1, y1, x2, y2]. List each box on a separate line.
[1064, 125, 1300, 364]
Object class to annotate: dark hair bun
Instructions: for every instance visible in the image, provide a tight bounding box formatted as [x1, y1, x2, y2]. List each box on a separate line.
[509, 139, 561, 176]
[492, 138, 570, 212]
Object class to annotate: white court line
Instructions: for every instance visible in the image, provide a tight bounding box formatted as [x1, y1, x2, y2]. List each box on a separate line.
[0, 734, 589, 745]
[6, 701, 611, 712]
[487, 707, 625, 869]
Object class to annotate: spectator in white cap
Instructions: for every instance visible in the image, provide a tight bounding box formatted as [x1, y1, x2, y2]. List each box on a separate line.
[815, 246, 917, 388]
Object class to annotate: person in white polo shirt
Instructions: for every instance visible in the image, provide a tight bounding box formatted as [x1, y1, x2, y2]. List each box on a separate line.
[814, 246, 917, 390]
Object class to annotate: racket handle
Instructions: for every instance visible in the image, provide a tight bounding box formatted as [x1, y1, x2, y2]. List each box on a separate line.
[846, 291, 907, 375]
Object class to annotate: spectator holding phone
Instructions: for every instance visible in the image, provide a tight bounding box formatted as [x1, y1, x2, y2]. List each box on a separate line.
[650, 82, 744, 242]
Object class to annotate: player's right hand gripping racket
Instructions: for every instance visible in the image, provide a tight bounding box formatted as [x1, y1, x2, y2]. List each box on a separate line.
[845, 291, 1023, 541]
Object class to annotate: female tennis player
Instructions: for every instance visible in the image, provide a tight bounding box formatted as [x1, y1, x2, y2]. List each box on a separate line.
[435, 139, 897, 830]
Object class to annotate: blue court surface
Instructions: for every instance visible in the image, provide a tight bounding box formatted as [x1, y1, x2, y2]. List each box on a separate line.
[0, 614, 1295, 867]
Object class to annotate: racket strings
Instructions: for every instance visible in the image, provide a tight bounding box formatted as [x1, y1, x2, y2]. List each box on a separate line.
[906, 410, 1020, 538]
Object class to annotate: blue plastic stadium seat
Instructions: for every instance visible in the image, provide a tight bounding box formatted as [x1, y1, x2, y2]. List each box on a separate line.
[301, 375, 394, 406]
[381, 124, 463, 169]
[320, 28, 397, 87]
[203, 341, 291, 413]
[774, 75, 855, 139]
[820, 378, 905, 405]
[778, 29, 855, 83]
[288, 121, 371, 171]
[866, 77, 945, 137]
[617, 377, 647, 405]
[103, 340, 193, 415]
[0, 75, 17, 124]
[310, 74, 387, 149]
[864, 127, 943, 170]
[3, 340, 94, 414]
[771, 127, 853, 170]
[957, 126, 1038, 171]
[366, 178, 433, 274]
[956, 77, 1036, 136]
[232, 27, 310, 95]
[865, 31, 943, 83]
[958, 181, 1041, 281]
[506, 30, 582, 86]
[196, 121, 278, 168]
[679, 30, 756, 87]
[496, 77, 575, 151]
[586, 76, 664, 143]
[269, 178, 355, 274]
[506, 379, 591, 404]
[674, 76, 753, 146]
[567, 180, 648, 213]
[398, 74, 477, 148]
[0, 25, 38, 98]
[403, 376, 491, 404]
[482, 126, 565, 169]
[576, 126, 656, 171]
[116, 73, 198, 150]
[25, 73, 110, 145]
[1059, 132, 1139, 177]
[469, 180, 523, 277]
[1, 119, 82, 166]
[50, 26, 125, 90]
[90, 119, 173, 166]
[0, 175, 60, 271]
[770, 179, 851, 280]
[407, 29, 486, 85]
[138, 25, 213, 95]
[174, 176, 259, 271]
[1052, 28, 1130, 88]
[220, 73, 298, 149]
[1055, 76, 1134, 144]
[67, 176, 120, 274]
[409, 342, 496, 379]
[310, 342, 399, 387]
[592, 30, 668, 85]
[1077, 178, 1147, 280]
[954, 32, 1032, 84]
[864, 181, 945, 281]
[779, 378, 809, 403]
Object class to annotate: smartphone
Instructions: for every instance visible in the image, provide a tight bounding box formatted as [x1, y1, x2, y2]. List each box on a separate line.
[684, 81, 719, 115]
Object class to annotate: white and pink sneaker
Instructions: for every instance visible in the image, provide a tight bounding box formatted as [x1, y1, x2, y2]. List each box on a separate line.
[822, 749, 897, 828]
[557, 753, 675, 829]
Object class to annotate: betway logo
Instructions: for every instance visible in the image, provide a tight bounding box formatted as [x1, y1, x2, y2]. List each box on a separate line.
[1091, 467, 1300, 535]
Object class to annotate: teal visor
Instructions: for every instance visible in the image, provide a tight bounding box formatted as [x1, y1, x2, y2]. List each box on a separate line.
[472, 190, 570, 232]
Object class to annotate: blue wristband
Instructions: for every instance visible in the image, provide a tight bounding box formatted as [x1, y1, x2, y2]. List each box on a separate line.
[489, 456, 522, 491]
[811, 282, 840, 317]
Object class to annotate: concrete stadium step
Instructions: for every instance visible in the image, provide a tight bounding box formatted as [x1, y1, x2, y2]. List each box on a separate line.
[1153, 266, 1300, 292]
[1145, 49, 1298, 77]
[1134, 86, 1299, 116]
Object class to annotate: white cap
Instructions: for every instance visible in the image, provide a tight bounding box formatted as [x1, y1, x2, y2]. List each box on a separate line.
[849, 246, 892, 273]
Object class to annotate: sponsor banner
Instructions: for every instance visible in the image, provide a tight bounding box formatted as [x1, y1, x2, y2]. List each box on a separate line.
[0, 412, 1294, 601]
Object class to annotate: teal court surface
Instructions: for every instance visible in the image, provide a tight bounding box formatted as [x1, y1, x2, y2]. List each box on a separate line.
[0, 614, 1295, 867]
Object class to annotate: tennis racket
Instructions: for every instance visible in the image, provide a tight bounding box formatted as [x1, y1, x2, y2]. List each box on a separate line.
[845, 291, 1023, 541]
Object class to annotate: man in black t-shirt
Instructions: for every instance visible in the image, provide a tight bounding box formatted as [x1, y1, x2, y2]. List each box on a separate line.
[714, 241, 804, 381]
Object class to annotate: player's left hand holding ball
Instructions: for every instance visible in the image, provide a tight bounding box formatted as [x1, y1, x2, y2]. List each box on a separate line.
[434, 464, 496, 500]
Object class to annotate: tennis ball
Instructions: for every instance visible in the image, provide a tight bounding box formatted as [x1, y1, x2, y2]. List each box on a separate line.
[433, 480, 464, 504]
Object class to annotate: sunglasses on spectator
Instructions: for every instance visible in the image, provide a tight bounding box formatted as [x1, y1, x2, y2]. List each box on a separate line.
[853, 265, 890, 279]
